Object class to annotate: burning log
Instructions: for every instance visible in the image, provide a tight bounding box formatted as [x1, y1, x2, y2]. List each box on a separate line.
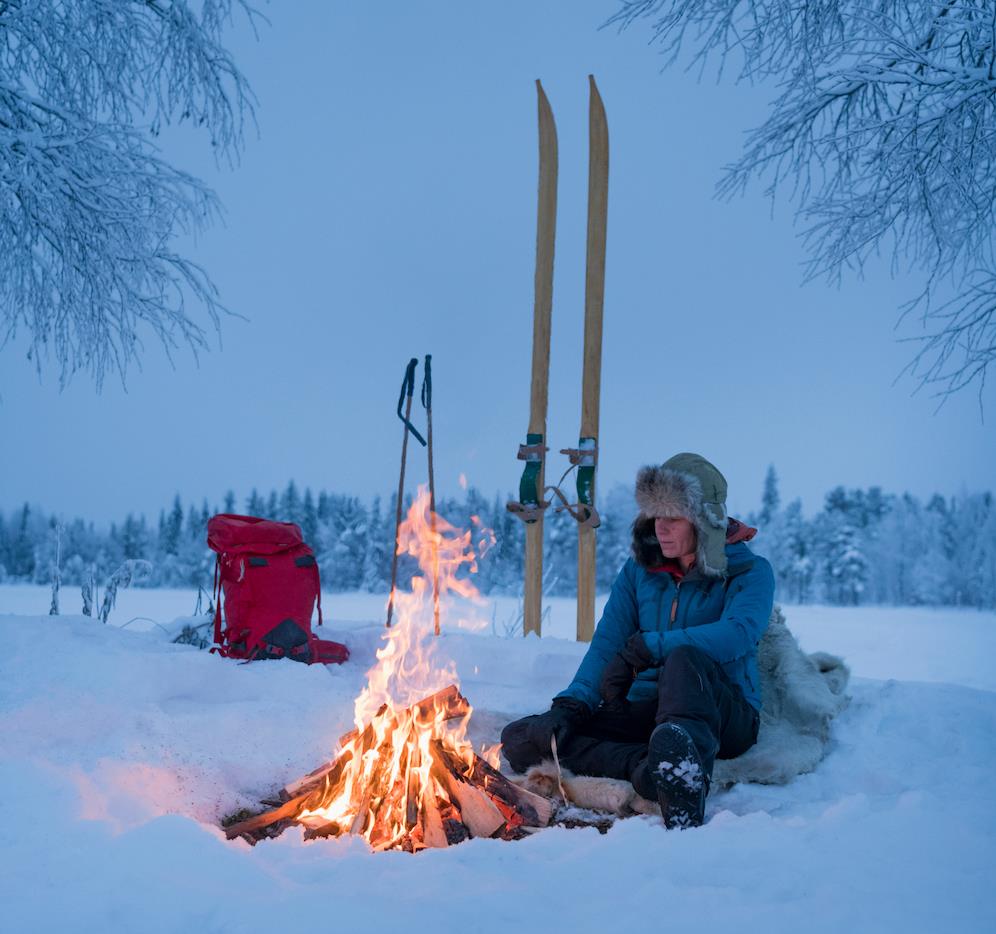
[283, 685, 470, 798]
[443, 816, 471, 845]
[419, 787, 448, 848]
[465, 753, 553, 827]
[226, 686, 467, 843]
[429, 745, 505, 839]
[225, 786, 326, 841]
[302, 822, 341, 842]
[224, 685, 552, 847]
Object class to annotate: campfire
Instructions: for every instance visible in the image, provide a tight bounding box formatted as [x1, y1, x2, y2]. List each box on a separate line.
[224, 489, 553, 851]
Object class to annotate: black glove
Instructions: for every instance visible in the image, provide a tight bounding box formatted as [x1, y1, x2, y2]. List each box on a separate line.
[599, 632, 655, 709]
[525, 697, 591, 754]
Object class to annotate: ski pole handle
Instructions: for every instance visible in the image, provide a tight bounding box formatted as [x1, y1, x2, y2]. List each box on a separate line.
[396, 357, 427, 447]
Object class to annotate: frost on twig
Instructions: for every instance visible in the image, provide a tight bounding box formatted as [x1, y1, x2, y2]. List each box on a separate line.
[81, 564, 95, 617]
[48, 522, 64, 615]
[98, 559, 153, 624]
[172, 618, 213, 650]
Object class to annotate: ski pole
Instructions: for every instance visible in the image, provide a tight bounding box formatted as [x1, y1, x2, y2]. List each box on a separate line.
[387, 358, 426, 628]
[421, 355, 441, 636]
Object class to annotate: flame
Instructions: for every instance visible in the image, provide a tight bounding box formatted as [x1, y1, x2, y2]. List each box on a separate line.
[480, 742, 502, 770]
[298, 487, 493, 850]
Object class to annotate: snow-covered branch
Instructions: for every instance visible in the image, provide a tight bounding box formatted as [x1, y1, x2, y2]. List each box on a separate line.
[610, 1, 996, 400]
[0, 0, 258, 388]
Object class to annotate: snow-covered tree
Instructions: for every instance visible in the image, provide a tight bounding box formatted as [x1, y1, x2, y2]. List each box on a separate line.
[361, 495, 391, 593]
[301, 488, 318, 546]
[245, 489, 263, 516]
[612, 1, 996, 400]
[0, 0, 258, 388]
[10, 504, 35, 578]
[185, 504, 201, 542]
[948, 492, 995, 607]
[596, 483, 637, 591]
[160, 495, 183, 556]
[279, 481, 304, 526]
[823, 522, 868, 606]
[759, 464, 780, 527]
[760, 497, 813, 603]
[544, 505, 578, 596]
[120, 513, 149, 560]
[486, 492, 525, 593]
[318, 495, 369, 591]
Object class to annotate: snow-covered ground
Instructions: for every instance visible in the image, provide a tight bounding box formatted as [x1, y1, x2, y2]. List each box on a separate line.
[2, 585, 995, 932]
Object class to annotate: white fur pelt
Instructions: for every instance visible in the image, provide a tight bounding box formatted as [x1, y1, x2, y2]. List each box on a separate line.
[509, 606, 850, 816]
[511, 758, 663, 817]
[713, 605, 849, 786]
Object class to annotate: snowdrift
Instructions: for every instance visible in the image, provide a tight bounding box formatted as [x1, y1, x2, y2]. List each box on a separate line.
[1, 597, 995, 932]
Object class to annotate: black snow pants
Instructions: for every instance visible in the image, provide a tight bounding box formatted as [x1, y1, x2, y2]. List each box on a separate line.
[502, 645, 759, 794]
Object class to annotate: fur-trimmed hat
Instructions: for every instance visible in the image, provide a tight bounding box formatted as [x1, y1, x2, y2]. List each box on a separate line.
[632, 452, 729, 577]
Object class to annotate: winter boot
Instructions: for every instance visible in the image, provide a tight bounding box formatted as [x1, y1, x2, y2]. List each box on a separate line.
[647, 722, 708, 829]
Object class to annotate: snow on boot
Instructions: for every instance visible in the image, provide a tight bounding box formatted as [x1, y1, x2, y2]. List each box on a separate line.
[648, 722, 708, 829]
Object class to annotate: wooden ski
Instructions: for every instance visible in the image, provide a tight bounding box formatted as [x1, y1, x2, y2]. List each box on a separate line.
[518, 80, 558, 638]
[575, 75, 608, 643]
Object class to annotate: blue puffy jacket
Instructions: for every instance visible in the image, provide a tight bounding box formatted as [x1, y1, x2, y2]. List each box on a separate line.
[556, 542, 775, 711]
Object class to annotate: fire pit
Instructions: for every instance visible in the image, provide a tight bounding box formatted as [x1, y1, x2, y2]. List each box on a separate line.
[223, 490, 554, 851]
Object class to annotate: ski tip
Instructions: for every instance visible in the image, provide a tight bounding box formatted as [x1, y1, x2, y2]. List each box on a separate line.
[536, 80, 554, 113]
[588, 75, 606, 117]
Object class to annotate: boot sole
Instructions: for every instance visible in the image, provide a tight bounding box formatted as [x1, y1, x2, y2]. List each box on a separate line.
[648, 723, 707, 829]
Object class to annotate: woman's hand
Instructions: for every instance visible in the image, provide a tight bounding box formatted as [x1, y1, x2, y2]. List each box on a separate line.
[598, 632, 654, 710]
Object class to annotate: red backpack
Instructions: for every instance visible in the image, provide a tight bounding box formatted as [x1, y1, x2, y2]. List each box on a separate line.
[207, 514, 349, 665]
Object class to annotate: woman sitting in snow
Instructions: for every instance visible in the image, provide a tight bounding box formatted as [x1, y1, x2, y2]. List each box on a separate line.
[501, 453, 775, 829]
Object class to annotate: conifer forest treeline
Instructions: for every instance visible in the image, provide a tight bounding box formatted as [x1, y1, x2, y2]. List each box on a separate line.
[2, 469, 994, 610]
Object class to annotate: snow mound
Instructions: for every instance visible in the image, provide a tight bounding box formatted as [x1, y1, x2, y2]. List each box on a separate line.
[1, 604, 995, 932]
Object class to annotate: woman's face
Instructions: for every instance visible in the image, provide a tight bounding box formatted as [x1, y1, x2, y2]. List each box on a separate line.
[654, 516, 697, 559]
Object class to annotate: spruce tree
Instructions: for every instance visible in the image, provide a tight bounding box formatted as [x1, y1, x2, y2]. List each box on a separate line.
[280, 480, 302, 526]
[759, 465, 780, 526]
[0, 512, 8, 580]
[824, 522, 868, 605]
[12, 504, 35, 578]
[162, 496, 183, 556]
[302, 488, 319, 545]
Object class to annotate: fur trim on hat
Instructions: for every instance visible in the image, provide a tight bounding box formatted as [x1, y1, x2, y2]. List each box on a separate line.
[633, 463, 728, 577]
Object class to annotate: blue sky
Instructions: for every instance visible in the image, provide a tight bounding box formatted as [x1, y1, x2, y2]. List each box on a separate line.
[2, 1, 992, 523]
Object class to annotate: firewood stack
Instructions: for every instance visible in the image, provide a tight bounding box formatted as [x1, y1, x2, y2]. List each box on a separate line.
[223, 685, 553, 851]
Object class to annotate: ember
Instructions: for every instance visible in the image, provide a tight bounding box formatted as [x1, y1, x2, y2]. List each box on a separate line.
[224, 489, 552, 850]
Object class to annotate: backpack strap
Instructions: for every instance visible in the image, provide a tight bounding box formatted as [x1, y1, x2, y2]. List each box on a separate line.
[212, 555, 224, 648]
[314, 564, 323, 626]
